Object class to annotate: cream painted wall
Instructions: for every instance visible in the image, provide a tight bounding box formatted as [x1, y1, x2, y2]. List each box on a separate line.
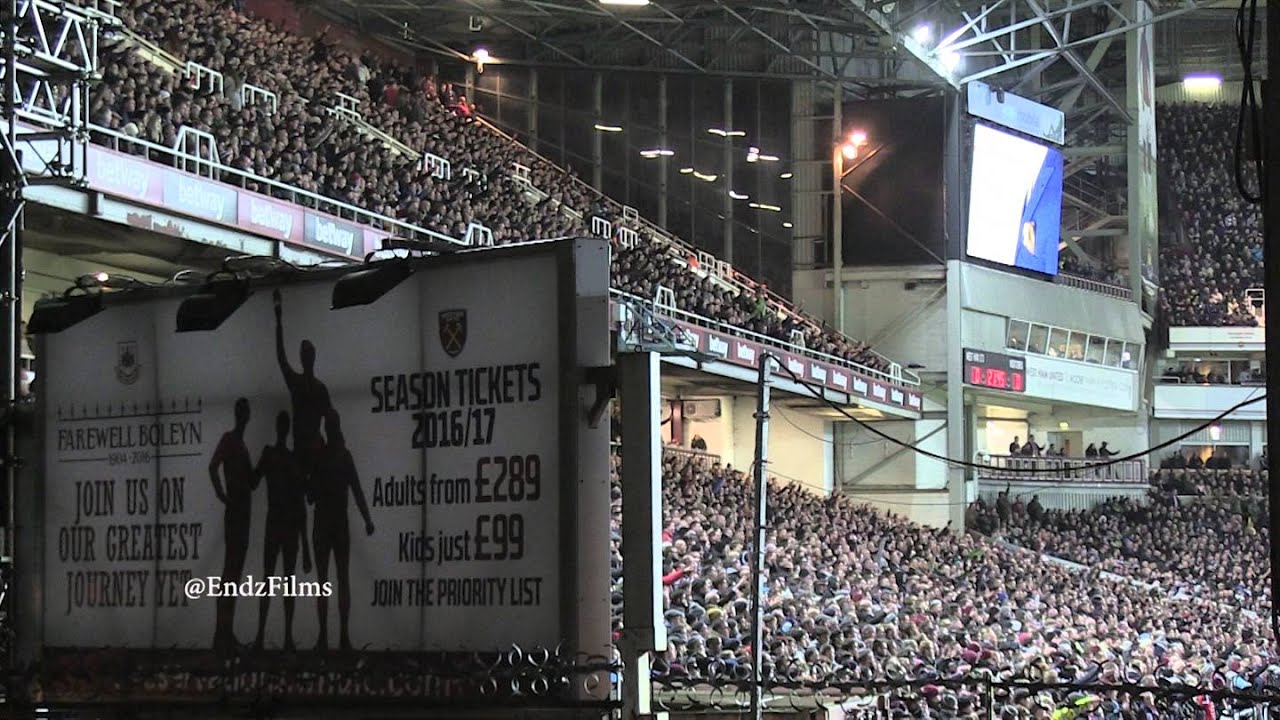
[679, 394, 738, 464]
[731, 398, 832, 495]
[836, 417, 949, 490]
[840, 489, 952, 528]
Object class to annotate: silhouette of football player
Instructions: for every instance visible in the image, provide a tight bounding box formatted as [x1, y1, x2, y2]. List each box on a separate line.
[253, 410, 312, 652]
[209, 397, 255, 653]
[273, 289, 331, 481]
[310, 409, 374, 651]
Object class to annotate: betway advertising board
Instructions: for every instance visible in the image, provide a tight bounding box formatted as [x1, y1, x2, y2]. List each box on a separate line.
[25, 241, 611, 703]
[83, 143, 381, 259]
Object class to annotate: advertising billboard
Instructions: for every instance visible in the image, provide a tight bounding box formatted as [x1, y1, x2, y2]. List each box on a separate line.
[26, 240, 611, 703]
[966, 123, 1064, 275]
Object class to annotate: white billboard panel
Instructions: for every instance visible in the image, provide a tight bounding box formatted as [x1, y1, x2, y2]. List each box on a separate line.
[36, 242, 607, 666]
[1023, 354, 1138, 411]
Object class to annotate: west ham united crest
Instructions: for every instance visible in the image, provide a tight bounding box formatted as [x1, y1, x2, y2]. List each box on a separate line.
[439, 309, 467, 357]
[115, 341, 140, 385]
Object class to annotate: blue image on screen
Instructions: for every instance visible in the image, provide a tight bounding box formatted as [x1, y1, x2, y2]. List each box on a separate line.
[1011, 147, 1063, 275]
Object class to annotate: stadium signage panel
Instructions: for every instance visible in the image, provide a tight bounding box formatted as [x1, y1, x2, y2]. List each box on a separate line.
[86, 149, 163, 205]
[733, 340, 757, 364]
[962, 348, 1026, 393]
[1022, 354, 1137, 411]
[706, 335, 729, 358]
[809, 363, 827, 382]
[238, 194, 303, 241]
[966, 80, 1065, 146]
[29, 242, 609, 701]
[162, 173, 238, 224]
[83, 143, 386, 261]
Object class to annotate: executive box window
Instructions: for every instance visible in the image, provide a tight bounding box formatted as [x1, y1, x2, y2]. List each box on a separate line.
[1004, 318, 1141, 371]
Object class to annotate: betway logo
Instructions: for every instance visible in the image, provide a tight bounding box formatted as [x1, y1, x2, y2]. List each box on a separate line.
[786, 357, 805, 376]
[890, 388, 905, 405]
[809, 363, 827, 382]
[313, 218, 356, 254]
[706, 336, 729, 358]
[852, 377, 868, 395]
[249, 197, 294, 237]
[96, 154, 150, 199]
[831, 370, 848, 390]
[872, 383, 888, 400]
[734, 342, 756, 365]
[908, 394, 922, 409]
[175, 178, 227, 220]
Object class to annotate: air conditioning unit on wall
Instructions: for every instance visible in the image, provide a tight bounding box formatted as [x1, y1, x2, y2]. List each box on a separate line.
[682, 399, 722, 420]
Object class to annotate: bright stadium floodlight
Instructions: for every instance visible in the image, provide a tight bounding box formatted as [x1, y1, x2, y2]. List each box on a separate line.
[939, 49, 961, 74]
[912, 24, 932, 44]
[1183, 74, 1222, 91]
[176, 277, 249, 332]
[780, 172, 793, 179]
[94, 271, 109, 283]
[473, 47, 490, 72]
[27, 291, 103, 334]
[783, 221, 794, 228]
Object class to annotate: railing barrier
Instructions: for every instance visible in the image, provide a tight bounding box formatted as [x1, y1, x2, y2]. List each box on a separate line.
[239, 83, 277, 115]
[173, 125, 219, 178]
[617, 226, 639, 250]
[183, 61, 223, 95]
[973, 453, 1146, 483]
[421, 151, 452, 180]
[464, 221, 494, 247]
[591, 215, 612, 239]
[655, 285, 676, 311]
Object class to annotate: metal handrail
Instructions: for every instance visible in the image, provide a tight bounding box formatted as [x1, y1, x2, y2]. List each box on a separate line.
[88, 123, 468, 248]
[613, 288, 916, 388]
[973, 452, 1146, 483]
[1055, 271, 1134, 300]
[663, 446, 722, 471]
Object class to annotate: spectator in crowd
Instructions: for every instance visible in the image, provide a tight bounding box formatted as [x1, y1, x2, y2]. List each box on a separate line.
[1158, 104, 1263, 327]
[618, 449, 1277, 718]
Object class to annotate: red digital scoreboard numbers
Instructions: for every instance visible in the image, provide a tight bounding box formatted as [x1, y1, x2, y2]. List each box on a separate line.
[962, 348, 1026, 392]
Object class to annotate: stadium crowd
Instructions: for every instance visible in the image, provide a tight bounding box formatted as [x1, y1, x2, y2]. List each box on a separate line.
[611, 450, 1279, 718]
[91, 0, 890, 372]
[1157, 103, 1263, 327]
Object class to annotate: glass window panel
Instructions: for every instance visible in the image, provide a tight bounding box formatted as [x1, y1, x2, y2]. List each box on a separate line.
[1048, 328, 1070, 358]
[1007, 320, 1030, 351]
[1104, 339, 1122, 367]
[1065, 332, 1086, 362]
[1086, 335, 1106, 363]
[1027, 324, 1049, 355]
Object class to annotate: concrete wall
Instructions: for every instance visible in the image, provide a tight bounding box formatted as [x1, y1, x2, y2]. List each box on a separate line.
[732, 398, 832, 495]
[839, 489, 953, 529]
[791, 267, 948, 373]
[835, 415, 948, 491]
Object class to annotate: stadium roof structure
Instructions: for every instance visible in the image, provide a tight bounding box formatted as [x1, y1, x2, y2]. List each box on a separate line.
[309, 0, 1228, 115]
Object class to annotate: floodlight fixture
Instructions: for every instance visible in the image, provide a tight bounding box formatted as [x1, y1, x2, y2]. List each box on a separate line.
[27, 291, 103, 334]
[175, 277, 250, 332]
[332, 259, 415, 309]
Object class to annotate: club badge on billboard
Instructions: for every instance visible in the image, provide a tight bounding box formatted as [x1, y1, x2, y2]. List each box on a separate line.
[116, 341, 140, 385]
[439, 309, 467, 357]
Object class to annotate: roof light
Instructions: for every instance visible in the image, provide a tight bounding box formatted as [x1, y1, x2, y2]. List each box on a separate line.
[1183, 74, 1222, 90]
[780, 172, 793, 179]
[729, 190, 749, 200]
[693, 171, 718, 182]
[708, 128, 747, 138]
[912, 24, 932, 44]
[601, 0, 650, 5]
[593, 123, 623, 132]
[783, 222, 794, 229]
[640, 148, 675, 158]
[679, 167, 694, 174]
[939, 50, 961, 73]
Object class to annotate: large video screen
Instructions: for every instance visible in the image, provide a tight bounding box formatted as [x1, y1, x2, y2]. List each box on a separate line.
[966, 123, 1063, 275]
